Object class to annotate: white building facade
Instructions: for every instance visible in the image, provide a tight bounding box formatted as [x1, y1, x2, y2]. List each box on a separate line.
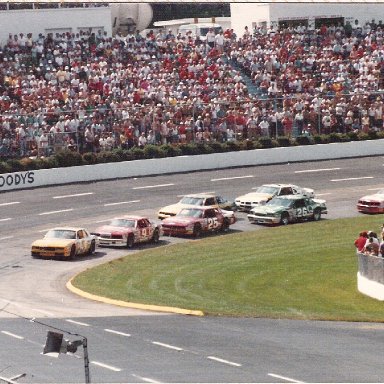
[0, 3, 153, 45]
[230, 3, 384, 37]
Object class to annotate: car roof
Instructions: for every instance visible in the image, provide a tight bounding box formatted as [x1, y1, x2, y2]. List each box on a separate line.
[50, 227, 85, 231]
[182, 193, 217, 198]
[111, 216, 146, 220]
[180, 206, 216, 211]
[260, 183, 297, 188]
[273, 194, 308, 200]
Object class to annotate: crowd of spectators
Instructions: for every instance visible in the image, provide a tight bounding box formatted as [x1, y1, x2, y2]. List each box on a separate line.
[0, 16, 384, 159]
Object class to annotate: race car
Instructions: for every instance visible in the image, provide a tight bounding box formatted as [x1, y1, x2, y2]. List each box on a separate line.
[31, 227, 97, 259]
[158, 193, 235, 220]
[92, 216, 162, 248]
[247, 195, 327, 225]
[235, 183, 315, 211]
[161, 206, 236, 237]
[357, 189, 384, 214]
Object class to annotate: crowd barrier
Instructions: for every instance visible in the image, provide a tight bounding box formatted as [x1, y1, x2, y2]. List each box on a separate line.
[1, 139, 384, 192]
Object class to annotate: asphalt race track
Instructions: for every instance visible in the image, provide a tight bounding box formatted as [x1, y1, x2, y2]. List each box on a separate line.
[0, 156, 384, 383]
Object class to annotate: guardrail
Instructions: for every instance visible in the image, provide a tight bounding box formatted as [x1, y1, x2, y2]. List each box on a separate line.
[356, 252, 384, 300]
[1, 139, 384, 192]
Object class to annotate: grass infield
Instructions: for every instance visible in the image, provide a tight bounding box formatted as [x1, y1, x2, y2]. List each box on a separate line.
[72, 215, 384, 321]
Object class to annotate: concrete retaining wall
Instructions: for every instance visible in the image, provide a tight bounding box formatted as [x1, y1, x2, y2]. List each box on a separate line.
[357, 272, 384, 301]
[1, 139, 384, 192]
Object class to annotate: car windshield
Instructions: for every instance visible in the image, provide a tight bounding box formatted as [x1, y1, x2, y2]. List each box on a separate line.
[255, 186, 279, 194]
[45, 229, 76, 239]
[267, 198, 294, 208]
[179, 197, 205, 206]
[376, 189, 384, 195]
[178, 208, 203, 218]
[109, 219, 136, 227]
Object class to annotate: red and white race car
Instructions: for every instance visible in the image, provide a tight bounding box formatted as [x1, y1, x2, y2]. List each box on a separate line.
[92, 216, 162, 248]
[357, 189, 384, 214]
[161, 206, 236, 237]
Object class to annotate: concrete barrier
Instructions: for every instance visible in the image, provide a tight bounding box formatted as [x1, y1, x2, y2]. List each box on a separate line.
[1, 139, 384, 192]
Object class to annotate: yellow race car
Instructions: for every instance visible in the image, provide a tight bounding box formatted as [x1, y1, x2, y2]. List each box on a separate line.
[31, 227, 97, 259]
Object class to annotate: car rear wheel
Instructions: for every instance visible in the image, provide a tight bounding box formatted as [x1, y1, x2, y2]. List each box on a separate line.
[193, 224, 202, 238]
[280, 213, 289, 226]
[152, 229, 160, 244]
[127, 235, 134, 248]
[312, 209, 321, 221]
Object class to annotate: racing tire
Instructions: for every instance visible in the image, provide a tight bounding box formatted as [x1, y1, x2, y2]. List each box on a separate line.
[193, 224, 202, 238]
[152, 229, 160, 244]
[88, 240, 96, 255]
[221, 218, 230, 232]
[127, 235, 135, 249]
[280, 213, 290, 226]
[68, 244, 76, 260]
[312, 209, 321, 221]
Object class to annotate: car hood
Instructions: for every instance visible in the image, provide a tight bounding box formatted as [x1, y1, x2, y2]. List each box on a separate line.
[95, 225, 133, 234]
[359, 193, 384, 201]
[162, 217, 197, 225]
[31, 238, 75, 247]
[250, 205, 285, 214]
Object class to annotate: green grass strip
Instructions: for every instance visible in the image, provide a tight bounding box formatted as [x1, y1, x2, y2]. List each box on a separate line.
[72, 215, 384, 321]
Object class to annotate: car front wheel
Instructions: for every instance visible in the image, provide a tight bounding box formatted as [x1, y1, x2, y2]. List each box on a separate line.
[152, 229, 160, 244]
[127, 235, 134, 248]
[312, 209, 321, 221]
[280, 213, 289, 226]
[193, 224, 202, 238]
[69, 244, 76, 260]
[88, 240, 96, 255]
[221, 218, 230, 232]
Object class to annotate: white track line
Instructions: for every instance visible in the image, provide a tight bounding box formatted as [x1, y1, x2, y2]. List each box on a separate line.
[65, 319, 90, 327]
[132, 183, 174, 190]
[104, 200, 140, 207]
[367, 187, 384, 191]
[91, 361, 122, 372]
[0, 202, 20, 206]
[0, 236, 14, 240]
[38, 209, 73, 216]
[207, 356, 242, 367]
[1, 331, 24, 340]
[104, 329, 131, 337]
[316, 193, 331, 196]
[177, 191, 215, 197]
[211, 175, 254, 181]
[132, 374, 162, 383]
[295, 168, 340, 173]
[53, 192, 94, 199]
[268, 373, 305, 383]
[331, 176, 374, 182]
[0, 218, 12, 222]
[152, 341, 183, 351]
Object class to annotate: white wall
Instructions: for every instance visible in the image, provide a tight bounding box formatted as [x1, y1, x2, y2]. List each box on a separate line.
[0, 7, 112, 45]
[357, 273, 384, 301]
[1, 139, 384, 192]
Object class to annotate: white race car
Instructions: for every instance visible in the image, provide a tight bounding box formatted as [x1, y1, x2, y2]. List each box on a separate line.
[235, 183, 315, 211]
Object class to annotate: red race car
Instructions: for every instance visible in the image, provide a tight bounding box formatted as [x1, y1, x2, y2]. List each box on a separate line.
[92, 216, 162, 248]
[357, 189, 384, 214]
[161, 206, 236, 237]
